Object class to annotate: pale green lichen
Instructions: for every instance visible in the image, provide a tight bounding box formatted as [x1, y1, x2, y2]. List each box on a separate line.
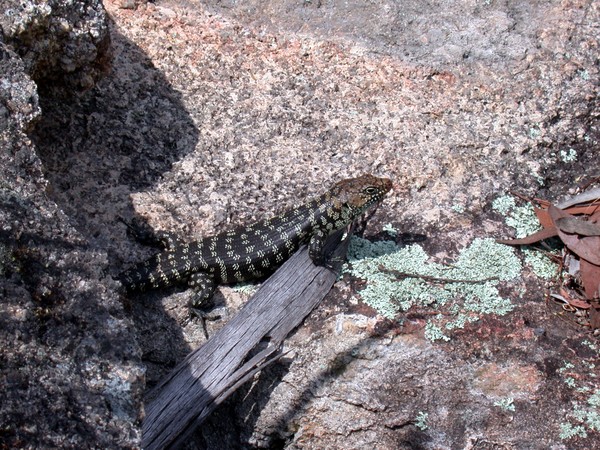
[493, 195, 557, 278]
[561, 392, 600, 436]
[424, 322, 450, 342]
[558, 362, 575, 373]
[588, 390, 600, 407]
[523, 249, 557, 279]
[586, 411, 600, 431]
[346, 236, 520, 338]
[558, 362, 600, 440]
[572, 403, 600, 432]
[414, 411, 429, 430]
[345, 196, 552, 344]
[533, 173, 545, 186]
[343, 198, 598, 441]
[582, 340, 598, 353]
[560, 148, 577, 162]
[445, 312, 478, 330]
[528, 127, 541, 139]
[451, 203, 465, 213]
[346, 235, 399, 260]
[453, 238, 521, 281]
[491, 195, 516, 215]
[492, 197, 541, 238]
[560, 422, 587, 439]
[382, 223, 398, 236]
[578, 69, 590, 81]
[494, 397, 515, 412]
[347, 239, 440, 317]
[231, 282, 258, 296]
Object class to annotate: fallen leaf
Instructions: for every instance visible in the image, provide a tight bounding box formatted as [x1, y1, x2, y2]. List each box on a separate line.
[566, 297, 593, 310]
[559, 287, 591, 309]
[580, 258, 600, 300]
[563, 203, 600, 216]
[534, 208, 554, 229]
[534, 198, 551, 208]
[556, 187, 600, 209]
[497, 227, 558, 245]
[555, 217, 600, 236]
[548, 205, 600, 265]
[589, 306, 600, 330]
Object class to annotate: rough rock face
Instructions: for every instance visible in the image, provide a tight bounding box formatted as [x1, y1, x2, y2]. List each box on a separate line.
[1, 0, 600, 448]
[0, 43, 39, 133]
[0, 0, 111, 90]
[0, 1, 143, 448]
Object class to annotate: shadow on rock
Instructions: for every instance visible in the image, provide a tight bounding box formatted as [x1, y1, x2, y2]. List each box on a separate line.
[26, 13, 202, 434]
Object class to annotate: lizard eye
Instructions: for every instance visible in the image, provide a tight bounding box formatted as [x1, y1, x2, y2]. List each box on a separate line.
[363, 186, 379, 196]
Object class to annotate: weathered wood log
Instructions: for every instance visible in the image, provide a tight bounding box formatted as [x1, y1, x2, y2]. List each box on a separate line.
[142, 230, 350, 449]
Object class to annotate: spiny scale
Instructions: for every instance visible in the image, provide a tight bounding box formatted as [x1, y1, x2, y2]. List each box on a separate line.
[116, 174, 392, 307]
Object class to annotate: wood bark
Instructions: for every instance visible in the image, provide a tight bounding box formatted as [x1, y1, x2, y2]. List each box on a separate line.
[142, 230, 350, 449]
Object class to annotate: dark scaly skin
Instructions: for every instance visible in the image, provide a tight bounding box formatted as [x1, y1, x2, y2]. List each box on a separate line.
[116, 174, 393, 306]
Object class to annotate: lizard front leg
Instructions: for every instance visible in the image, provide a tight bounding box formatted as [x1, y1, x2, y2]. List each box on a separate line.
[187, 272, 225, 338]
[308, 229, 328, 266]
[187, 271, 217, 307]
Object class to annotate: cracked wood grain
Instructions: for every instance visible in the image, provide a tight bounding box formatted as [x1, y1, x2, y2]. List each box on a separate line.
[142, 229, 350, 449]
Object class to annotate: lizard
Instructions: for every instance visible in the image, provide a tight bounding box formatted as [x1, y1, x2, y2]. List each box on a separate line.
[116, 174, 392, 308]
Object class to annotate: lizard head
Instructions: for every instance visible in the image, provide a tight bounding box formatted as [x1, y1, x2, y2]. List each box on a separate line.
[330, 174, 393, 216]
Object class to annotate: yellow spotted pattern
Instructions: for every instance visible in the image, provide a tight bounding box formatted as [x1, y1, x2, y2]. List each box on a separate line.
[117, 174, 392, 306]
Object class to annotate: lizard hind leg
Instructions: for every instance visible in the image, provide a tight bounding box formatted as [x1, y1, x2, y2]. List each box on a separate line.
[187, 272, 227, 338]
[187, 272, 217, 308]
[119, 217, 185, 250]
[153, 231, 186, 250]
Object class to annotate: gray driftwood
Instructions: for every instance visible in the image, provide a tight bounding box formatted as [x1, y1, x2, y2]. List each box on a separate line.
[142, 230, 350, 449]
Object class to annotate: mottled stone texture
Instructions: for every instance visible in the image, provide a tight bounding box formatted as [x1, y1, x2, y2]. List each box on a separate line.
[1, 0, 600, 448]
[0, 0, 111, 90]
[0, 1, 142, 448]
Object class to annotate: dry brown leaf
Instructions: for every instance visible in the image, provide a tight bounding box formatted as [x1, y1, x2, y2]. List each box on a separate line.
[563, 203, 600, 216]
[548, 205, 600, 265]
[589, 306, 600, 330]
[580, 258, 600, 300]
[498, 200, 600, 303]
[496, 227, 558, 245]
[559, 287, 591, 309]
[555, 217, 600, 236]
[534, 208, 554, 229]
[567, 297, 593, 310]
[534, 198, 551, 208]
[557, 188, 600, 209]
